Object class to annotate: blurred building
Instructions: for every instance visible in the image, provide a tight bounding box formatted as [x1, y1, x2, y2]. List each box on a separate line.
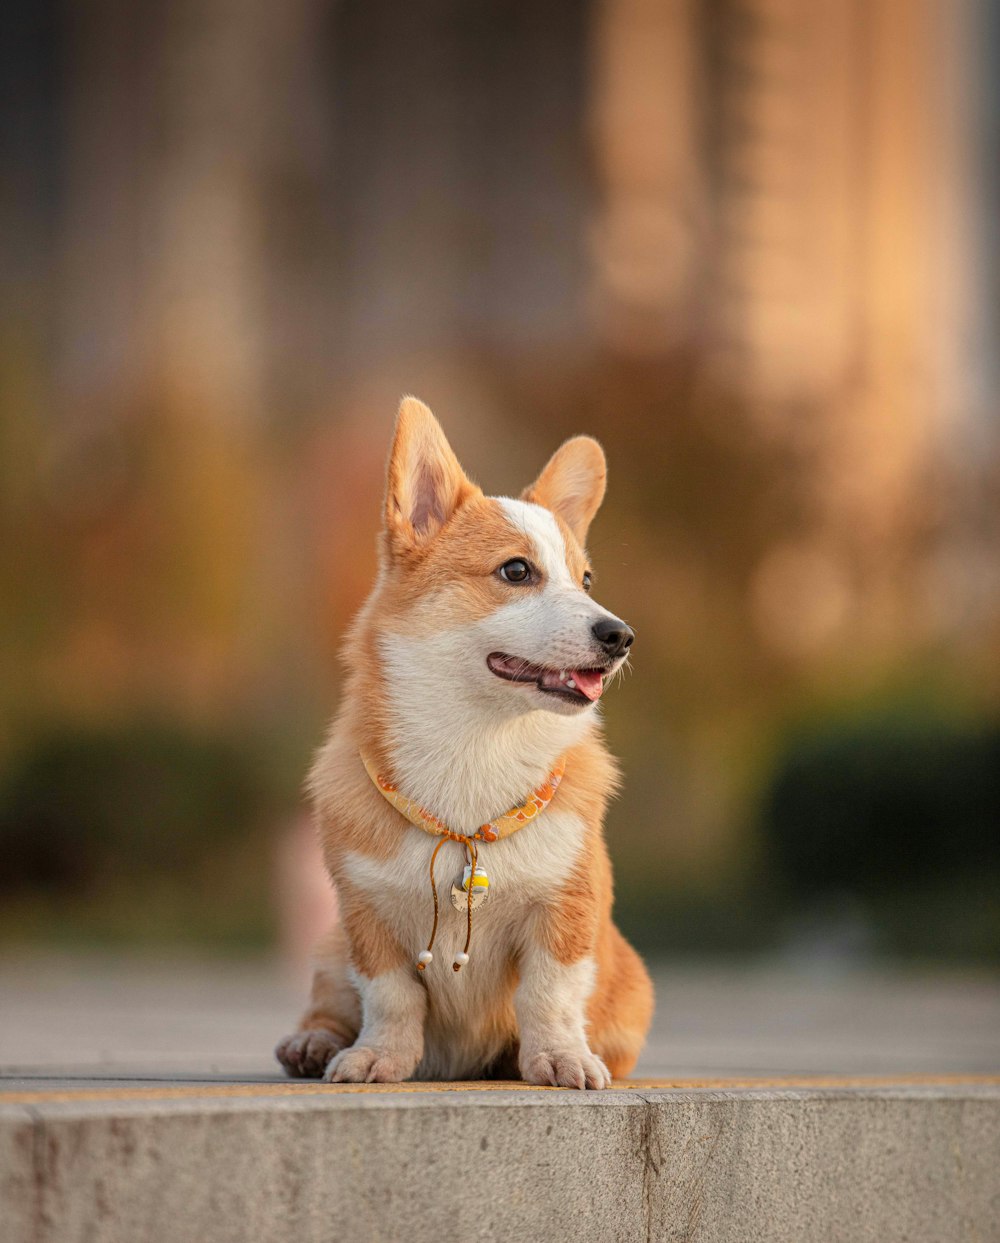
[591, 0, 997, 657]
[2, 0, 998, 953]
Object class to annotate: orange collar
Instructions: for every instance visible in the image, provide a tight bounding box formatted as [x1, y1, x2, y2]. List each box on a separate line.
[359, 752, 566, 974]
[360, 753, 566, 843]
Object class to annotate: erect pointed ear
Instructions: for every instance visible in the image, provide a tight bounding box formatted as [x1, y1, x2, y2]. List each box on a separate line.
[521, 436, 607, 546]
[384, 397, 477, 549]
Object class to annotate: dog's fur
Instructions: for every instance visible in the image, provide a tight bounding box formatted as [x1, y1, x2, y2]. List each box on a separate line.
[275, 398, 653, 1087]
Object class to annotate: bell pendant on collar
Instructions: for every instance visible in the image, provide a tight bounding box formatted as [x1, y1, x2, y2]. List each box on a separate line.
[450, 864, 489, 912]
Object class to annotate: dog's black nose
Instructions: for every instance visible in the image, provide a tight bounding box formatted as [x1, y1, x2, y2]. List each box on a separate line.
[592, 616, 634, 658]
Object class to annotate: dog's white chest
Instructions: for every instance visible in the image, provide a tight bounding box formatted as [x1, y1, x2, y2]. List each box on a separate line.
[342, 807, 588, 938]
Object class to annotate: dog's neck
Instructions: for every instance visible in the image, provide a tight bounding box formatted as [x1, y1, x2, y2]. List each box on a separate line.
[367, 635, 591, 833]
[386, 711, 587, 833]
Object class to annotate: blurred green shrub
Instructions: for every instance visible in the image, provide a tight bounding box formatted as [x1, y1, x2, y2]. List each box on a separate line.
[762, 714, 1000, 892]
[759, 712, 1000, 959]
[0, 722, 281, 946]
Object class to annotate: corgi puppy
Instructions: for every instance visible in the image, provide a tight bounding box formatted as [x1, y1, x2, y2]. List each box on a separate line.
[275, 398, 653, 1088]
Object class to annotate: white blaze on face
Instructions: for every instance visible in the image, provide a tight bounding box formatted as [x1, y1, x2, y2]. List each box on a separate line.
[495, 498, 579, 591]
[487, 498, 607, 672]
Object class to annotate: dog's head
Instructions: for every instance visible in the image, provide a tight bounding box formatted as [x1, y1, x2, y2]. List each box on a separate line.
[364, 397, 633, 726]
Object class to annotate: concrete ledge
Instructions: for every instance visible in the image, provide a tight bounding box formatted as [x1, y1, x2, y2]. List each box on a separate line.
[2, 1078, 998, 1243]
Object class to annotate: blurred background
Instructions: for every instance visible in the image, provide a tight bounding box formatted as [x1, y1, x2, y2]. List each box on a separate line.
[2, 0, 999, 979]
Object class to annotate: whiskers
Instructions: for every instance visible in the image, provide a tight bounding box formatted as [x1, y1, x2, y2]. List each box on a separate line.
[604, 655, 632, 690]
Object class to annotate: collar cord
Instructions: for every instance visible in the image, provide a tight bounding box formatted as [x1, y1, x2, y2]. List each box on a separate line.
[360, 752, 566, 971]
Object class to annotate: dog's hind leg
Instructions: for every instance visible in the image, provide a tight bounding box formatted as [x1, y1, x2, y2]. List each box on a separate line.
[587, 924, 654, 1081]
[275, 921, 362, 1078]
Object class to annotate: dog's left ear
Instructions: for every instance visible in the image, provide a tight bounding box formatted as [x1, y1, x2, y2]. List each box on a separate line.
[521, 436, 607, 546]
[384, 396, 477, 551]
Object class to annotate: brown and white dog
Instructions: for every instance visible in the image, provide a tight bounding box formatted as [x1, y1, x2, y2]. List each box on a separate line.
[275, 398, 653, 1088]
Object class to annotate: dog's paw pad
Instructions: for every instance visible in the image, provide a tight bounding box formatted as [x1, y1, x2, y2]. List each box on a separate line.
[323, 1045, 415, 1084]
[522, 1049, 612, 1091]
[275, 1029, 346, 1079]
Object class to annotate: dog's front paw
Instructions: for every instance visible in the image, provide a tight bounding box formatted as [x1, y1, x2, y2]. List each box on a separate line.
[275, 1028, 348, 1079]
[324, 1044, 417, 1084]
[521, 1048, 612, 1090]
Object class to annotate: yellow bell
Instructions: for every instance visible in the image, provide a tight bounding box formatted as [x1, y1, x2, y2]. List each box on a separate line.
[462, 865, 489, 893]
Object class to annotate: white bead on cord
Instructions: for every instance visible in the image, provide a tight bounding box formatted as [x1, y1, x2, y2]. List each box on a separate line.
[416, 950, 433, 970]
[453, 952, 470, 970]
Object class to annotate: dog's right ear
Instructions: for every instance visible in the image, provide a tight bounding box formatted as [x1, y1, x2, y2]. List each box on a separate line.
[384, 397, 476, 551]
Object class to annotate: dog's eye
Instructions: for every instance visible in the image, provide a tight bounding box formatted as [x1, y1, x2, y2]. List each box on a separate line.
[582, 571, 593, 592]
[499, 559, 531, 584]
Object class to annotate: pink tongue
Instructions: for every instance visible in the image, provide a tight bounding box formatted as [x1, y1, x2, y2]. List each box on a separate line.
[571, 669, 604, 701]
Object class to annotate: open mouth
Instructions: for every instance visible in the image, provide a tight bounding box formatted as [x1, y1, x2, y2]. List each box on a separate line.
[486, 652, 609, 705]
